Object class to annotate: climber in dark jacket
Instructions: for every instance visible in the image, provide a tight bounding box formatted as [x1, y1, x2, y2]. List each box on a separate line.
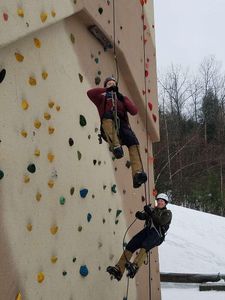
[107, 193, 172, 280]
[87, 76, 147, 188]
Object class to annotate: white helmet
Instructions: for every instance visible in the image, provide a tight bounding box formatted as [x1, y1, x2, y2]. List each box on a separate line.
[156, 193, 170, 203]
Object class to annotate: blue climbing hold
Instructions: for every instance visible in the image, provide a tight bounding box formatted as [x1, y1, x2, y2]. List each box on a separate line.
[80, 188, 88, 198]
[80, 265, 89, 277]
[87, 213, 92, 222]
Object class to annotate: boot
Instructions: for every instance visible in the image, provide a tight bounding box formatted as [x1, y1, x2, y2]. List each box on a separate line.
[102, 119, 124, 159]
[106, 249, 132, 281]
[128, 145, 147, 188]
[126, 248, 147, 278]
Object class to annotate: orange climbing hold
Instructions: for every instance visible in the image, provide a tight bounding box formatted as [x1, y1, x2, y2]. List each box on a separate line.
[26, 223, 32, 232]
[34, 148, 40, 157]
[47, 152, 54, 162]
[48, 100, 55, 108]
[37, 272, 45, 283]
[56, 105, 61, 111]
[24, 175, 30, 183]
[44, 112, 51, 120]
[17, 8, 24, 18]
[50, 225, 58, 235]
[15, 292, 22, 300]
[21, 99, 29, 110]
[34, 38, 41, 48]
[36, 192, 42, 201]
[34, 119, 41, 129]
[29, 76, 37, 86]
[51, 256, 58, 263]
[42, 71, 48, 80]
[48, 179, 54, 188]
[15, 52, 24, 62]
[48, 126, 55, 134]
[21, 130, 28, 138]
[51, 10, 56, 17]
[40, 12, 48, 23]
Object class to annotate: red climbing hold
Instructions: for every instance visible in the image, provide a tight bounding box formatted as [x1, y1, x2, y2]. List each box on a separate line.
[145, 70, 149, 77]
[152, 113, 157, 122]
[3, 12, 8, 21]
[148, 102, 153, 111]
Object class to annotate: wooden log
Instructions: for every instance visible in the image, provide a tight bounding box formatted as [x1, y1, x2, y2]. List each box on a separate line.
[160, 272, 225, 283]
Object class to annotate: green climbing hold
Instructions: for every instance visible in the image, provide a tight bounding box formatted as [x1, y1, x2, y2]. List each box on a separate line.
[111, 184, 117, 193]
[115, 220, 119, 225]
[77, 151, 82, 160]
[70, 33, 75, 44]
[62, 271, 67, 276]
[59, 196, 66, 205]
[103, 185, 107, 190]
[93, 160, 97, 165]
[108, 208, 112, 213]
[98, 70, 101, 75]
[116, 209, 122, 218]
[78, 226, 82, 232]
[95, 58, 99, 64]
[95, 76, 101, 85]
[0, 170, 4, 180]
[73, 257, 77, 263]
[78, 73, 83, 83]
[79, 115, 87, 127]
[102, 218, 106, 224]
[27, 164, 36, 173]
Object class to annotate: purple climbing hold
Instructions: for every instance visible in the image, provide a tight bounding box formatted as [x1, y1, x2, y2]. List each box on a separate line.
[80, 265, 89, 277]
[80, 188, 88, 198]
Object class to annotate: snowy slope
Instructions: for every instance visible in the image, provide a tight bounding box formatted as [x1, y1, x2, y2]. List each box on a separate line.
[159, 204, 225, 300]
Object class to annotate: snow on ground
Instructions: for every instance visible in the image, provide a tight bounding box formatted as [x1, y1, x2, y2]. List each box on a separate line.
[159, 204, 225, 299]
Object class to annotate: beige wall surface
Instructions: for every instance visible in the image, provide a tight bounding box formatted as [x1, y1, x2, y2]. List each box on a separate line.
[0, 1, 160, 299]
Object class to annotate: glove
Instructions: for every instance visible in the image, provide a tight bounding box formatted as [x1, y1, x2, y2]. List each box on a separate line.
[116, 92, 124, 102]
[106, 85, 118, 93]
[135, 211, 147, 220]
[144, 205, 153, 215]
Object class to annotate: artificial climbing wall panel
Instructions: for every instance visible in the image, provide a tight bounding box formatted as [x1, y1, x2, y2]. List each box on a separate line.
[0, 1, 160, 300]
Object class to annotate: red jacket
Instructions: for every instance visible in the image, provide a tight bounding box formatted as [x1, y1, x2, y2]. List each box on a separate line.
[87, 88, 138, 122]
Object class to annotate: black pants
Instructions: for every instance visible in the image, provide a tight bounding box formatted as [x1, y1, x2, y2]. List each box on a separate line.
[101, 111, 139, 147]
[126, 226, 164, 253]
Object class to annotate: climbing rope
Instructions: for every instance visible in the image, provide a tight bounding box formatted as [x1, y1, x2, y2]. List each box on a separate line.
[112, 0, 119, 84]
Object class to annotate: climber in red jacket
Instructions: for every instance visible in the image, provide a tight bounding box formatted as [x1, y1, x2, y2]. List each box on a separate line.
[87, 76, 147, 188]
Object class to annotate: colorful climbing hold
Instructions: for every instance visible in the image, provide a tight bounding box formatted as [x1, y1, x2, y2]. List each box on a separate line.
[3, 12, 8, 21]
[102, 218, 105, 224]
[17, 8, 24, 18]
[93, 160, 97, 165]
[21, 130, 28, 138]
[98, 7, 103, 14]
[27, 163, 36, 173]
[40, 12, 48, 23]
[15, 52, 24, 62]
[48, 179, 54, 188]
[34, 38, 41, 48]
[111, 184, 117, 193]
[108, 208, 112, 213]
[0, 69, 6, 83]
[51, 256, 58, 263]
[79, 265, 89, 277]
[125, 160, 131, 168]
[68, 138, 74, 146]
[148, 102, 153, 111]
[59, 196, 65, 205]
[0, 170, 4, 180]
[48, 100, 55, 108]
[152, 113, 157, 122]
[37, 272, 45, 283]
[29, 76, 37, 86]
[50, 225, 58, 235]
[44, 112, 51, 120]
[51, 10, 56, 17]
[48, 126, 55, 134]
[79, 115, 87, 127]
[21, 99, 29, 110]
[47, 152, 54, 162]
[34, 119, 41, 129]
[15, 292, 22, 300]
[87, 213, 92, 222]
[62, 271, 67, 276]
[26, 223, 32, 232]
[78, 226, 82, 232]
[73, 257, 76, 263]
[55, 105, 60, 111]
[116, 209, 122, 218]
[42, 71, 48, 80]
[94, 58, 99, 64]
[80, 188, 88, 198]
[34, 148, 40, 157]
[115, 220, 119, 225]
[24, 175, 30, 183]
[36, 192, 42, 202]
[70, 187, 75, 195]
[70, 33, 75, 44]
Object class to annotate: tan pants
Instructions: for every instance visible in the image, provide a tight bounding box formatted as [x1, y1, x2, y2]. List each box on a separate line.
[116, 249, 133, 275]
[128, 145, 143, 177]
[101, 118, 120, 148]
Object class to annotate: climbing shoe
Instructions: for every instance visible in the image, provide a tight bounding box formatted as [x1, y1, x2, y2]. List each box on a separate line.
[125, 262, 139, 279]
[113, 146, 124, 159]
[106, 266, 122, 281]
[133, 171, 147, 188]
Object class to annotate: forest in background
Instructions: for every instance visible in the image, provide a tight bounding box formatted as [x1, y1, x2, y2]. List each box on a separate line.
[153, 56, 225, 216]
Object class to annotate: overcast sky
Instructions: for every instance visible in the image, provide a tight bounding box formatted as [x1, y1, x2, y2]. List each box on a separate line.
[154, 0, 225, 72]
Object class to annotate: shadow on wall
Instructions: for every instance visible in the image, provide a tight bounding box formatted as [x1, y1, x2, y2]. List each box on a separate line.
[0, 186, 22, 299]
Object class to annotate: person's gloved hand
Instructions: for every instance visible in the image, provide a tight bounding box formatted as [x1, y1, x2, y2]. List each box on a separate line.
[135, 211, 147, 220]
[116, 92, 124, 101]
[144, 204, 153, 215]
[106, 85, 118, 93]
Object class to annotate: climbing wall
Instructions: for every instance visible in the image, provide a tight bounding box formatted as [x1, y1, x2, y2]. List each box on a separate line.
[0, 1, 160, 299]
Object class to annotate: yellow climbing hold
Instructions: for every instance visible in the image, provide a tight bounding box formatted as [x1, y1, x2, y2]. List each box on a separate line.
[21, 99, 29, 110]
[47, 152, 55, 162]
[48, 101, 55, 108]
[15, 52, 24, 62]
[37, 272, 45, 283]
[24, 175, 30, 183]
[40, 12, 48, 23]
[34, 119, 41, 129]
[42, 71, 48, 80]
[48, 126, 55, 134]
[44, 112, 51, 120]
[51, 256, 58, 263]
[51, 10, 56, 17]
[34, 38, 41, 48]
[29, 76, 37, 86]
[27, 223, 32, 232]
[56, 105, 61, 111]
[17, 8, 24, 18]
[15, 292, 22, 300]
[48, 179, 54, 188]
[36, 192, 42, 202]
[34, 148, 40, 157]
[21, 130, 27, 138]
[50, 225, 58, 235]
